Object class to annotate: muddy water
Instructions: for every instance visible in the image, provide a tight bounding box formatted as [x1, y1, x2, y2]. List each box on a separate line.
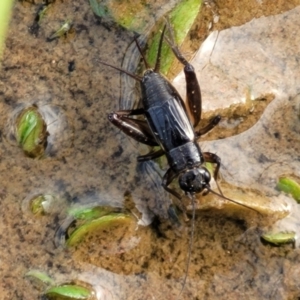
[1, 1, 300, 299]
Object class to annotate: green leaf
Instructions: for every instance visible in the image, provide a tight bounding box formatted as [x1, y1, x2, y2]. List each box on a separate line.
[68, 206, 120, 221]
[277, 177, 300, 203]
[25, 270, 55, 286]
[147, 0, 202, 75]
[17, 110, 39, 144]
[66, 213, 132, 246]
[15, 106, 48, 158]
[49, 20, 73, 40]
[261, 232, 295, 245]
[89, 0, 201, 36]
[45, 284, 92, 300]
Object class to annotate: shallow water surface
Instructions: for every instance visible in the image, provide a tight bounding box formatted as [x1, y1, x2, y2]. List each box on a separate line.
[1, 1, 300, 299]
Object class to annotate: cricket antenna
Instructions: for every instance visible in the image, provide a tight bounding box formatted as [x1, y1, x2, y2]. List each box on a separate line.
[177, 193, 196, 299]
[205, 185, 260, 214]
[134, 36, 150, 69]
[154, 25, 167, 73]
[98, 60, 143, 82]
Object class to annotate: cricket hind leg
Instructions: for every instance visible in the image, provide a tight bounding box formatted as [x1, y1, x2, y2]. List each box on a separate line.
[108, 109, 158, 147]
[164, 21, 222, 135]
[164, 21, 202, 127]
[162, 168, 189, 220]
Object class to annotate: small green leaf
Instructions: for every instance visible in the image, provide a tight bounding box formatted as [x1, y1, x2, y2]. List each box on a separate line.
[30, 195, 47, 215]
[262, 232, 296, 245]
[17, 111, 38, 144]
[68, 206, 120, 221]
[66, 213, 132, 247]
[29, 194, 55, 215]
[36, 4, 50, 23]
[277, 177, 300, 203]
[15, 106, 48, 158]
[50, 20, 72, 39]
[25, 270, 55, 286]
[45, 284, 92, 300]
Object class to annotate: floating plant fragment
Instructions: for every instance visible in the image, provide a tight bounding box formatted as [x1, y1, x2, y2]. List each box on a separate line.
[29, 194, 55, 215]
[25, 270, 55, 287]
[68, 205, 122, 221]
[25, 270, 95, 299]
[189, 179, 298, 246]
[66, 213, 133, 247]
[48, 19, 73, 41]
[8, 103, 74, 159]
[35, 4, 50, 23]
[44, 284, 94, 300]
[261, 232, 296, 246]
[55, 206, 128, 247]
[259, 177, 300, 246]
[15, 106, 48, 158]
[277, 177, 300, 203]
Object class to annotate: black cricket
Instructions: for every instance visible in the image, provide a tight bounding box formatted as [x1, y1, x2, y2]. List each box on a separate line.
[101, 23, 258, 297]
[102, 25, 224, 202]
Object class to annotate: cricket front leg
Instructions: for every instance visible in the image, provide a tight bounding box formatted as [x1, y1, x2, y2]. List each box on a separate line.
[203, 152, 221, 181]
[137, 148, 165, 161]
[203, 152, 223, 195]
[162, 168, 189, 219]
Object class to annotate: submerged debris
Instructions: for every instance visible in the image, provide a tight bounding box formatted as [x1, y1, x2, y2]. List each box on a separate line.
[29, 3, 51, 36]
[47, 19, 73, 41]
